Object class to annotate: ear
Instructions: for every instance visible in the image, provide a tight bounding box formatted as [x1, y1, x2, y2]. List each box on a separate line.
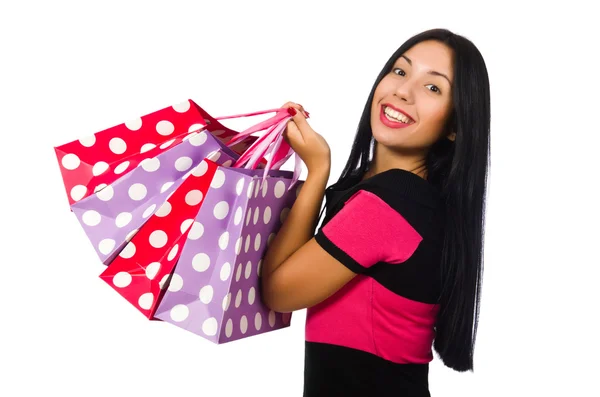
[447, 131, 456, 142]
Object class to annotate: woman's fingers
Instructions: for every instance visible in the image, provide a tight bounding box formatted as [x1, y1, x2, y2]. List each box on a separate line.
[281, 101, 309, 118]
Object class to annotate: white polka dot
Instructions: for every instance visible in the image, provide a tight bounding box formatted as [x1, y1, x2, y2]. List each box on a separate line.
[167, 244, 179, 261]
[262, 180, 269, 197]
[192, 161, 208, 177]
[188, 123, 204, 133]
[223, 159, 233, 167]
[155, 202, 172, 217]
[235, 290, 242, 308]
[257, 259, 263, 277]
[199, 285, 214, 304]
[188, 222, 204, 240]
[128, 183, 147, 201]
[140, 143, 156, 153]
[255, 312, 262, 330]
[192, 253, 211, 272]
[109, 137, 127, 154]
[282, 312, 291, 325]
[189, 131, 208, 146]
[253, 207, 259, 225]
[220, 262, 232, 281]
[235, 263, 242, 282]
[211, 170, 226, 188]
[125, 117, 142, 130]
[223, 293, 231, 311]
[78, 135, 96, 147]
[98, 238, 115, 255]
[244, 235, 250, 253]
[236, 178, 245, 195]
[146, 262, 160, 279]
[156, 120, 175, 136]
[245, 261, 252, 279]
[141, 157, 160, 172]
[114, 161, 130, 174]
[263, 206, 272, 224]
[149, 230, 168, 248]
[119, 242, 136, 258]
[159, 274, 170, 290]
[225, 319, 233, 338]
[219, 232, 229, 250]
[168, 274, 183, 292]
[173, 100, 191, 113]
[160, 140, 175, 150]
[82, 210, 101, 226]
[180, 219, 194, 234]
[185, 190, 203, 206]
[175, 156, 193, 172]
[113, 272, 132, 288]
[70, 185, 87, 201]
[207, 151, 221, 162]
[125, 229, 138, 241]
[61, 153, 80, 170]
[254, 180, 260, 198]
[235, 237, 242, 255]
[94, 184, 107, 193]
[269, 310, 276, 327]
[274, 181, 286, 198]
[202, 317, 218, 336]
[234, 207, 243, 225]
[214, 201, 229, 220]
[115, 212, 132, 228]
[96, 185, 113, 201]
[138, 293, 153, 310]
[170, 304, 189, 322]
[143, 204, 156, 218]
[240, 209, 249, 228]
[92, 161, 109, 176]
[240, 315, 248, 334]
[247, 180, 254, 198]
[280, 208, 290, 224]
[161, 181, 174, 193]
[248, 287, 256, 305]
[254, 234, 262, 252]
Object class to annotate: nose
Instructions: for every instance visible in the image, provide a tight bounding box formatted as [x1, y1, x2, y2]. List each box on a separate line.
[394, 79, 415, 104]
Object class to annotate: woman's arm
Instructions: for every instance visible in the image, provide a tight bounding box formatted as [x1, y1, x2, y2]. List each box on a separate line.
[259, 103, 358, 313]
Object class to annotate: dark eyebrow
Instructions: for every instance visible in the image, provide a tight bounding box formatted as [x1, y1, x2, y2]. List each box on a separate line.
[400, 55, 452, 86]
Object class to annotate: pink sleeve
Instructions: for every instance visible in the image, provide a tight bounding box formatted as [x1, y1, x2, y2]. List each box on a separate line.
[315, 190, 423, 273]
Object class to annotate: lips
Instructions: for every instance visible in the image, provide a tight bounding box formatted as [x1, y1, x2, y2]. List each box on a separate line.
[379, 105, 413, 129]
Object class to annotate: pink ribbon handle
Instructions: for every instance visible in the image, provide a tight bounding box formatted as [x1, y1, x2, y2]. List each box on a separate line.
[209, 106, 303, 189]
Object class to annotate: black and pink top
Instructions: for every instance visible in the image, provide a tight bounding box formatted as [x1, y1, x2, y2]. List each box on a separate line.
[304, 168, 445, 397]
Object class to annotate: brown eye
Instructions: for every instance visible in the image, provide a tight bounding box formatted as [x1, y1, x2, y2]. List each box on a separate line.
[426, 84, 441, 94]
[392, 68, 406, 76]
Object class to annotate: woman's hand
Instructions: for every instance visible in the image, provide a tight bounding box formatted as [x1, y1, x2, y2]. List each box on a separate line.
[280, 102, 331, 175]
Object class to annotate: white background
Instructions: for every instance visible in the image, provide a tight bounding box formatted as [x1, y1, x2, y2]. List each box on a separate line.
[1, 1, 598, 396]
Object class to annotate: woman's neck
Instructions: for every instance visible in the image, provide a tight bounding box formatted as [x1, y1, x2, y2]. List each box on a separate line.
[364, 145, 428, 181]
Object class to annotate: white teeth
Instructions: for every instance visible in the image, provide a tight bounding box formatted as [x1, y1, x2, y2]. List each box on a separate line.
[384, 106, 411, 124]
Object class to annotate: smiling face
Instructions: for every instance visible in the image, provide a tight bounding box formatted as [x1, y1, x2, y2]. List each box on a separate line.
[370, 40, 456, 154]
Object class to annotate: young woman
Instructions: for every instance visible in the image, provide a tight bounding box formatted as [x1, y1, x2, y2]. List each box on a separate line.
[261, 28, 490, 396]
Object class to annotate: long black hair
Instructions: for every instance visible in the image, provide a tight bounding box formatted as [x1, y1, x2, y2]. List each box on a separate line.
[321, 28, 490, 372]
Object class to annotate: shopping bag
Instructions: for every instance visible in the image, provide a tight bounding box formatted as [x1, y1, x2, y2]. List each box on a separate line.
[54, 99, 255, 206]
[69, 130, 242, 265]
[151, 111, 304, 344]
[67, 105, 284, 265]
[99, 158, 221, 318]
[97, 108, 302, 324]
